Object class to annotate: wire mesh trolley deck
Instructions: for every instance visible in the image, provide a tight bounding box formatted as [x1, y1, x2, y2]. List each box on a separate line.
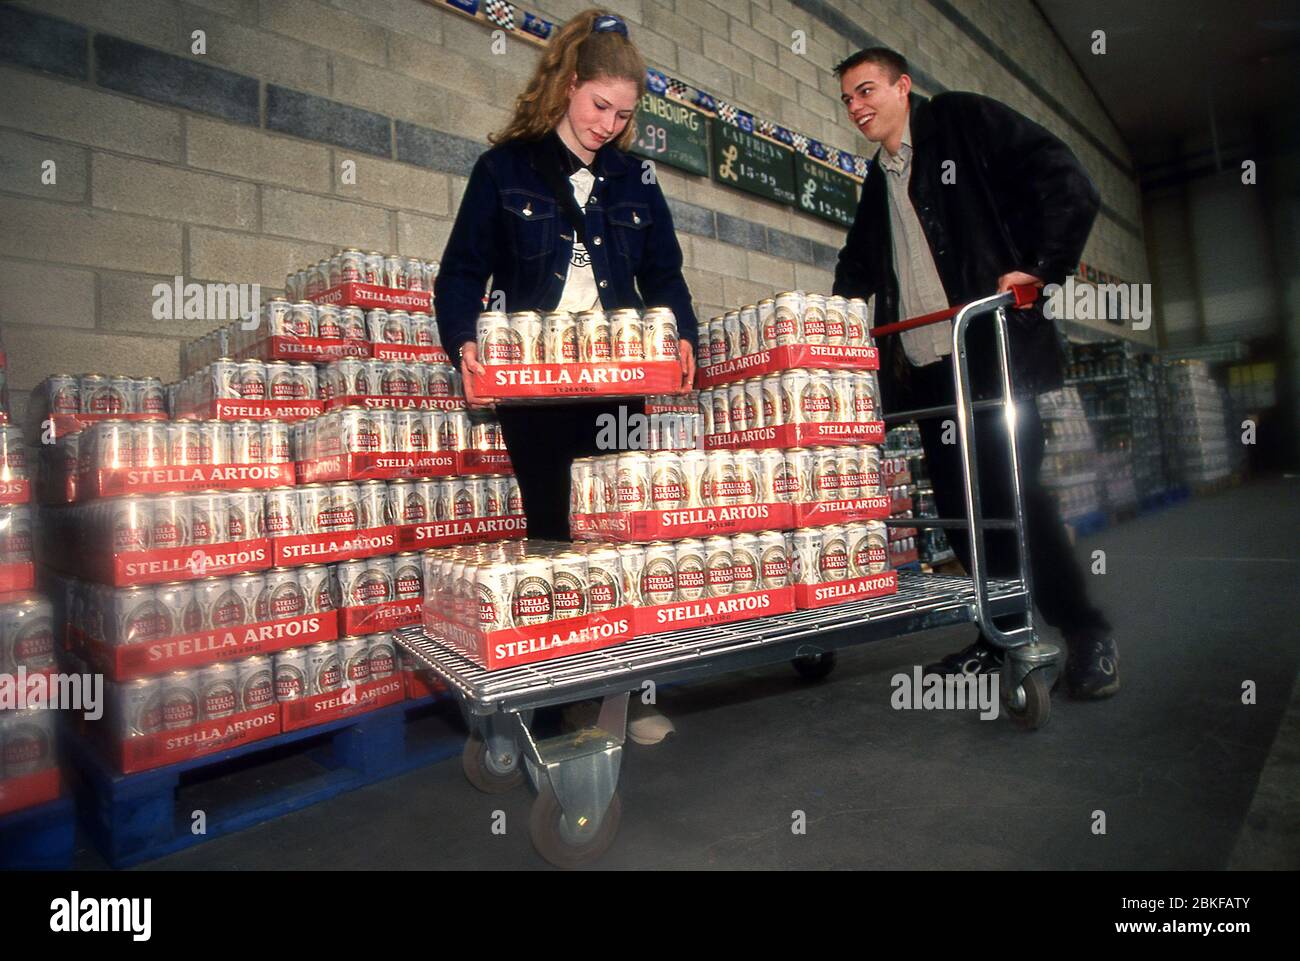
[397, 287, 1063, 867]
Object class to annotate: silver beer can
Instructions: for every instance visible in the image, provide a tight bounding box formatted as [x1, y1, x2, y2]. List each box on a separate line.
[616, 543, 646, 607]
[615, 452, 651, 512]
[307, 641, 343, 695]
[780, 369, 810, 425]
[790, 529, 823, 586]
[680, 449, 708, 509]
[261, 567, 306, 620]
[322, 482, 361, 532]
[551, 551, 589, 619]
[356, 480, 388, 528]
[737, 305, 760, 357]
[156, 581, 201, 637]
[584, 548, 623, 611]
[642, 306, 678, 361]
[577, 309, 611, 363]
[543, 311, 579, 364]
[274, 648, 309, 701]
[339, 636, 371, 686]
[150, 495, 190, 550]
[772, 291, 802, 346]
[836, 448, 861, 500]
[756, 298, 776, 350]
[704, 450, 737, 506]
[188, 491, 229, 545]
[340, 305, 367, 341]
[812, 447, 841, 502]
[666, 539, 698, 602]
[195, 576, 246, 630]
[710, 387, 732, 437]
[820, 525, 850, 581]
[648, 450, 685, 511]
[847, 297, 871, 346]
[758, 448, 789, 503]
[733, 450, 761, 506]
[609, 309, 644, 362]
[298, 564, 337, 614]
[231, 571, 266, 624]
[262, 420, 291, 463]
[237, 361, 268, 400]
[707, 316, 726, 367]
[743, 377, 765, 431]
[228, 419, 263, 465]
[512, 558, 554, 626]
[338, 557, 393, 608]
[703, 535, 734, 598]
[109, 496, 153, 552]
[367, 633, 397, 679]
[393, 553, 422, 600]
[758, 531, 790, 589]
[509, 310, 544, 365]
[808, 371, 835, 424]
[237, 655, 276, 711]
[112, 678, 163, 738]
[727, 382, 747, 433]
[264, 486, 301, 536]
[802, 293, 827, 345]
[477, 311, 516, 365]
[825, 295, 849, 346]
[475, 562, 516, 631]
[132, 420, 168, 469]
[199, 662, 239, 720]
[162, 670, 201, 730]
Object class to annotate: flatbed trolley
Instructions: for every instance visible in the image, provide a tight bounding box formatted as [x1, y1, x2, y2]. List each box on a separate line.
[397, 287, 1063, 867]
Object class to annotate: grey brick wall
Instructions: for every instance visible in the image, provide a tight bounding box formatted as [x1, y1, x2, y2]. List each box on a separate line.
[0, 0, 1151, 420]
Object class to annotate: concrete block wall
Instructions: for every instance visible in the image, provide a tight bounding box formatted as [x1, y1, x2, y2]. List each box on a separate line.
[0, 0, 1149, 423]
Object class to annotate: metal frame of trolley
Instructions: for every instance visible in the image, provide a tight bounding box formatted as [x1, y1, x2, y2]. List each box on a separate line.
[396, 286, 1062, 868]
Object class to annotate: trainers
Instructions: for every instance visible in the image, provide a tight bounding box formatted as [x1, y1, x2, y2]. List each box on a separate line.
[627, 703, 676, 746]
[922, 637, 1003, 678]
[1064, 633, 1120, 699]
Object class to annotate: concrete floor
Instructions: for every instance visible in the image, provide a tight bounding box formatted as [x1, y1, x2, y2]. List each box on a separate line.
[76, 476, 1299, 870]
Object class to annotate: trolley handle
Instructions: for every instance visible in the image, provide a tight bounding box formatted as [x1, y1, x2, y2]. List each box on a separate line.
[870, 284, 1038, 340]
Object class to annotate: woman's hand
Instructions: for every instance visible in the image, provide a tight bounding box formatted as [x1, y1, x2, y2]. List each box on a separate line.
[997, 271, 1044, 309]
[676, 338, 696, 394]
[458, 342, 493, 409]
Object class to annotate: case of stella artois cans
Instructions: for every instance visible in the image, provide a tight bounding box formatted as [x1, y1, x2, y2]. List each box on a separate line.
[0, 595, 61, 815]
[0, 419, 34, 593]
[695, 291, 878, 387]
[470, 307, 683, 400]
[422, 539, 635, 671]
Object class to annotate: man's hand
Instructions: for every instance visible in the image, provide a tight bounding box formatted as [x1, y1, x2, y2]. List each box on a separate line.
[458, 342, 493, 409]
[676, 338, 697, 394]
[997, 271, 1044, 309]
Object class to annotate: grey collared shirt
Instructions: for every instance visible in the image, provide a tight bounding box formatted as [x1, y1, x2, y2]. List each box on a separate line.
[878, 117, 951, 366]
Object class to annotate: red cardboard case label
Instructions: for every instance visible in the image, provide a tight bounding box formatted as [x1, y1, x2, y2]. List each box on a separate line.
[273, 527, 398, 566]
[372, 343, 451, 364]
[790, 496, 891, 526]
[0, 479, 30, 505]
[69, 612, 338, 680]
[311, 283, 432, 313]
[0, 768, 61, 817]
[632, 586, 795, 636]
[403, 667, 448, 700]
[426, 606, 634, 671]
[251, 335, 369, 362]
[187, 399, 324, 421]
[295, 452, 458, 484]
[75, 540, 272, 587]
[111, 704, 283, 774]
[472, 361, 681, 399]
[280, 675, 406, 732]
[340, 598, 421, 636]
[695, 344, 880, 388]
[324, 394, 466, 412]
[457, 449, 513, 474]
[705, 421, 886, 450]
[571, 503, 794, 541]
[396, 515, 526, 550]
[794, 571, 898, 610]
[0, 562, 35, 593]
[78, 463, 295, 499]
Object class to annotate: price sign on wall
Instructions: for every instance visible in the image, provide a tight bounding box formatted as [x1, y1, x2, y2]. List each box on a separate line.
[630, 91, 709, 177]
[710, 120, 797, 205]
[797, 156, 860, 227]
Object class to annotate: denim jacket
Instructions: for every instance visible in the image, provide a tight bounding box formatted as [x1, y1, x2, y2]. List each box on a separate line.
[434, 136, 699, 360]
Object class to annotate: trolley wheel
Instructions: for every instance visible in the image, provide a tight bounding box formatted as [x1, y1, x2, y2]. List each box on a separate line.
[462, 731, 524, 794]
[792, 651, 837, 681]
[1004, 670, 1050, 730]
[529, 783, 623, 869]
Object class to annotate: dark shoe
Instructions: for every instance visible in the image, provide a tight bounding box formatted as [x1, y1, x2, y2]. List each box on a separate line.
[923, 637, 1003, 678]
[1064, 633, 1120, 699]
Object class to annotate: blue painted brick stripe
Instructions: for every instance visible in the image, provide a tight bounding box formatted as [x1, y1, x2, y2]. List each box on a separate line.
[94, 35, 258, 125]
[0, 5, 87, 80]
[267, 85, 392, 158]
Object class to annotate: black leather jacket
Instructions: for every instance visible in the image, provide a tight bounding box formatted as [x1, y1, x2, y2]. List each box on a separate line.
[833, 92, 1101, 404]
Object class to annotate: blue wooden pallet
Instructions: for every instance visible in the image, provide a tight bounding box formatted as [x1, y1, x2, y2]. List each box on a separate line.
[1068, 510, 1108, 537]
[64, 695, 461, 868]
[0, 795, 76, 870]
[895, 561, 923, 572]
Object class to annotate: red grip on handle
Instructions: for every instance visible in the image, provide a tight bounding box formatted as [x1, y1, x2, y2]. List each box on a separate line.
[1009, 283, 1040, 308]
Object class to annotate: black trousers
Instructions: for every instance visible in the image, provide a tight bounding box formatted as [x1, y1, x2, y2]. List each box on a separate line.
[495, 398, 646, 541]
[908, 359, 1108, 637]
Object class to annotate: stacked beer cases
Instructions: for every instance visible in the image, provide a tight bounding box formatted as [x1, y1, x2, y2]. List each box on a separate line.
[469, 306, 684, 400]
[1036, 387, 1104, 525]
[0, 344, 60, 815]
[1160, 360, 1232, 486]
[566, 290, 897, 624]
[882, 424, 923, 569]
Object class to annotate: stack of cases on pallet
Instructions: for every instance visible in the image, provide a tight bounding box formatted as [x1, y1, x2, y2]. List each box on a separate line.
[881, 425, 921, 570]
[570, 290, 897, 620]
[0, 341, 61, 816]
[471, 305, 684, 399]
[1065, 341, 1140, 512]
[1036, 386, 1103, 525]
[1160, 360, 1231, 486]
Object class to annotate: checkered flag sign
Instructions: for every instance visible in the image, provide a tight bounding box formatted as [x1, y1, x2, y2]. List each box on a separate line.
[716, 99, 738, 125]
[667, 78, 690, 101]
[484, 0, 515, 30]
[758, 119, 778, 139]
[792, 132, 809, 154]
[854, 156, 870, 179]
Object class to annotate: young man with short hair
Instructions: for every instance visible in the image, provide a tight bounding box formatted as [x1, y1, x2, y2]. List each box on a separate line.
[832, 48, 1119, 698]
